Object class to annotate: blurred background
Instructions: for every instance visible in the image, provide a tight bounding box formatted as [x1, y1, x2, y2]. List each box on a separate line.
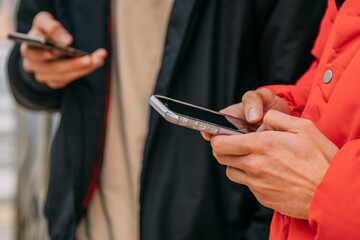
[0, 1, 55, 239]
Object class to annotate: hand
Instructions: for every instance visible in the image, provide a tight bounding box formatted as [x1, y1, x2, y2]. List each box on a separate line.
[20, 12, 108, 89]
[210, 110, 339, 219]
[201, 88, 290, 141]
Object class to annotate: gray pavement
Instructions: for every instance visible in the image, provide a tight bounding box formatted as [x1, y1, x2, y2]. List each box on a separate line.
[0, 40, 16, 240]
[0, 40, 53, 240]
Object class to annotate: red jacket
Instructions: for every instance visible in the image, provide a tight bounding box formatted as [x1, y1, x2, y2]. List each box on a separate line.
[265, 0, 360, 239]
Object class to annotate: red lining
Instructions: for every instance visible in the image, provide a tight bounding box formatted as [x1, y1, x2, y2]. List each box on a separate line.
[81, 16, 112, 210]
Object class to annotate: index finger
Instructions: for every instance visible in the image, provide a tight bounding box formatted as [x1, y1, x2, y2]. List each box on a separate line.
[33, 11, 73, 45]
[210, 133, 261, 156]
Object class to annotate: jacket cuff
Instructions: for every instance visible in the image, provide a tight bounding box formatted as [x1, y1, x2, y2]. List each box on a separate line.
[257, 85, 302, 117]
[19, 57, 54, 92]
[308, 140, 360, 239]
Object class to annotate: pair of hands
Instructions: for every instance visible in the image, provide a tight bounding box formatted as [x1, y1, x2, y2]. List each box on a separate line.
[23, 11, 337, 220]
[202, 88, 339, 219]
[21, 12, 107, 89]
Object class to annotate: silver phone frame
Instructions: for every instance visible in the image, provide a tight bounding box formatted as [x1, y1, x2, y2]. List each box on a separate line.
[149, 95, 246, 135]
[7, 32, 89, 57]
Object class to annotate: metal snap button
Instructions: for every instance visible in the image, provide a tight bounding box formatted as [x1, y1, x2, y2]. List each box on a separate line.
[323, 70, 333, 84]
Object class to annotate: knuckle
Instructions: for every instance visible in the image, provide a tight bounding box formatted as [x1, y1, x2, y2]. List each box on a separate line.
[262, 110, 277, 125]
[226, 167, 248, 186]
[263, 109, 276, 120]
[75, 58, 88, 68]
[250, 141, 262, 154]
[46, 82, 56, 89]
[52, 77, 70, 89]
[242, 90, 257, 102]
[244, 158, 261, 176]
[22, 60, 32, 72]
[250, 163, 265, 177]
[249, 181, 264, 199]
[226, 167, 237, 182]
[216, 155, 227, 166]
[48, 21, 62, 35]
[258, 88, 275, 99]
[46, 81, 62, 89]
[210, 137, 224, 154]
[299, 118, 315, 129]
[252, 189, 272, 209]
[20, 44, 28, 56]
[33, 11, 52, 26]
[34, 73, 46, 83]
[248, 134, 265, 153]
[260, 135, 273, 153]
[257, 132, 277, 154]
[255, 195, 267, 208]
[262, 112, 271, 124]
[211, 149, 218, 159]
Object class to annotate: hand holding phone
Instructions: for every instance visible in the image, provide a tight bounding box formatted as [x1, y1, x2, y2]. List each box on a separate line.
[150, 95, 258, 135]
[15, 11, 107, 89]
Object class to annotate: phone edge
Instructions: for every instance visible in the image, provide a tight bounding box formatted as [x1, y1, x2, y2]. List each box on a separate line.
[150, 95, 245, 135]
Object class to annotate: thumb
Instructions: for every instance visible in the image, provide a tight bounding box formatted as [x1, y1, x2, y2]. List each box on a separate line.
[33, 11, 73, 46]
[242, 88, 291, 124]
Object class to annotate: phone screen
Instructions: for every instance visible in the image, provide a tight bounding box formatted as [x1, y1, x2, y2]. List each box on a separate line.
[157, 96, 256, 133]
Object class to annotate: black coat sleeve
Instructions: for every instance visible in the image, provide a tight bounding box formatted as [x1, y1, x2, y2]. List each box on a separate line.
[7, 0, 63, 111]
[244, 203, 274, 240]
[257, 0, 327, 86]
[244, 0, 326, 239]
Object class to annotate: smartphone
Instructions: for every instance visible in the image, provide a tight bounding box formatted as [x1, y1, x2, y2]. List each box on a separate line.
[7, 32, 89, 58]
[149, 95, 257, 135]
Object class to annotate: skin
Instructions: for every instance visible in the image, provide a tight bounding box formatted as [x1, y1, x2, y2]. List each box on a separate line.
[202, 88, 339, 219]
[21, 12, 108, 89]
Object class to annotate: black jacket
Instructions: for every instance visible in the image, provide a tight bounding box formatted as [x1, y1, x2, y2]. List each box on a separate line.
[8, 0, 326, 239]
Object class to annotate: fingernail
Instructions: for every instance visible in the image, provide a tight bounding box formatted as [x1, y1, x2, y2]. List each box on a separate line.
[248, 108, 261, 122]
[98, 49, 107, 56]
[94, 49, 107, 58]
[92, 58, 100, 66]
[60, 34, 72, 45]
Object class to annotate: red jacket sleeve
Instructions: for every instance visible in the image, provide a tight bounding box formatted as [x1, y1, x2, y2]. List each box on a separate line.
[308, 140, 360, 239]
[260, 59, 318, 117]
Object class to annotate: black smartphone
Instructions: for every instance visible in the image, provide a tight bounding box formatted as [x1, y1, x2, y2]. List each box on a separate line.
[7, 32, 89, 58]
[149, 95, 258, 135]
